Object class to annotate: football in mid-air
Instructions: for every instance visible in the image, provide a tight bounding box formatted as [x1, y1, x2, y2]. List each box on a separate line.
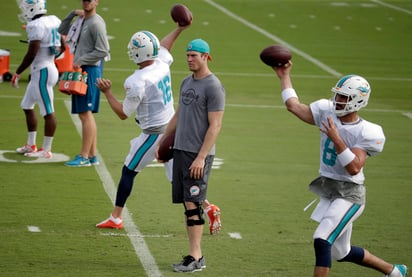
[157, 132, 175, 162]
[170, 4, 192, 26]
[259, 45, 292, 67]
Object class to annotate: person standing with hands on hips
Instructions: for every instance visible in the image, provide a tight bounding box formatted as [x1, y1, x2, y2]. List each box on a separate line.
[272, 61, 407, 277]
[58, 0, 110, 167]
[13, 0, 64, 159]
[156, 39, 225, 273]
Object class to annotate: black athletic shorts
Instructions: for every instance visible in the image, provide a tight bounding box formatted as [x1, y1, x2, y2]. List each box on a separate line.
[172, 149, 214, 204]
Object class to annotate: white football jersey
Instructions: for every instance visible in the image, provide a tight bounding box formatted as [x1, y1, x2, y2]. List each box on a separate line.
[26, 15, 62, 70]
[122, 46, 175, 130]
[310, 99, 385, 184]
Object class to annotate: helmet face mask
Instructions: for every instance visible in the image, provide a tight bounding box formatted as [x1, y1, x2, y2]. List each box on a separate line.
[331, 75, 371, 117]
[17, 0, 47, 22]
[127, 31, 160, 64]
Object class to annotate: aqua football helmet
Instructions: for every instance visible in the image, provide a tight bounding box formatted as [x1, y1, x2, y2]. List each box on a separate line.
[331, 75, 371, 117]
[17, 0, 47, 22]
[127, 31, 160, 64]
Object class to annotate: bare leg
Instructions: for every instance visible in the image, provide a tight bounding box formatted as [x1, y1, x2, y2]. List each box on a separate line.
[44, 113, 56, 137]
[314, 266, 329, 277]
[24, 109, 37, 132]
[185, 201, 203, 260]
[111, 206, 123, 219]
[361, 249, 395, 275]
[78, 111, 97, 157]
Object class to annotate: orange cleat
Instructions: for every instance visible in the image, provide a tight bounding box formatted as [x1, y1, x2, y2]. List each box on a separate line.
[96, 214, 123, 229]
[204, 204, 221, 235]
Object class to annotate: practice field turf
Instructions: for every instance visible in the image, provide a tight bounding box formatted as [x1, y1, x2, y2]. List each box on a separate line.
[0, 0, 411, 276]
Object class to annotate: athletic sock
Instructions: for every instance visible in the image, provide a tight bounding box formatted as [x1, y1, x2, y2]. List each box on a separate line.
[42, 136, 54, 151]
[110, 214, 122, 224]
[28, 131, 37, 146]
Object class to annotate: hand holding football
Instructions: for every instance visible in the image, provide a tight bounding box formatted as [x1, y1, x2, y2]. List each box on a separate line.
[259, 45, 292, 67]
[170, 4, 192, 26]
[157, 132, 175, 162]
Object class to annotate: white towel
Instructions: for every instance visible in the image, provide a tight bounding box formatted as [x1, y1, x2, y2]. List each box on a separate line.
[65, 17, 84, 54]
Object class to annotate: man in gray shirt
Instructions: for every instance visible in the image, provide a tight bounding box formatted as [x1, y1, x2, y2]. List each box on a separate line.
[58, 0, 109, 167]
[157, 39, 225, 272]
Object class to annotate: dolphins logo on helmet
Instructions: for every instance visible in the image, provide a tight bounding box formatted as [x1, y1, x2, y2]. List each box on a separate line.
[331, 74, 371, 117]
[127, 31, 160, 64]
[17, 0, 47, 22]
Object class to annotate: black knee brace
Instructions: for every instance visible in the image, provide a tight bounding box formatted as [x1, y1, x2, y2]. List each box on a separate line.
[184, 203, 205, 226]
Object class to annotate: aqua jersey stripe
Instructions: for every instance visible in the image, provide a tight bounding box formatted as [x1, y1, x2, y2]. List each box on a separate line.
[142, 31, 158, 57]
[39, 67, 53, 115]
[335, 74, 354, 88]
[127, 134, 159, 170]
[327, 203, 361, 244]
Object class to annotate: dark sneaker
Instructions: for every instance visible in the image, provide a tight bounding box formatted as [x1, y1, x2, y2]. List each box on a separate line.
[172, 255, 202, 272]
[89, 156, 100, 165]
[198, 256, 206, 269]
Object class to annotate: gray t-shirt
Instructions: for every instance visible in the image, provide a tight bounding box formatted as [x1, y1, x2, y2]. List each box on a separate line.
[59, 12, 109, 66]
[174, 74, 225, 155]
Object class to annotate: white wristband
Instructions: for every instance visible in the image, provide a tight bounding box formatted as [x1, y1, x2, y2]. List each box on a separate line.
[337, 148, 355, 167]
[281, 88, 298, 103]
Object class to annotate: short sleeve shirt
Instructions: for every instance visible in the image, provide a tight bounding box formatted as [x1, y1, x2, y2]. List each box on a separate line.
[174, 74, 225, 155]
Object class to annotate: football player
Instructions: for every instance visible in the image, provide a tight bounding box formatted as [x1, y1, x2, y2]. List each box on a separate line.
[273, 62, 407, 277]
[95, 27, 221, 237]
[13, 0, 64, 159]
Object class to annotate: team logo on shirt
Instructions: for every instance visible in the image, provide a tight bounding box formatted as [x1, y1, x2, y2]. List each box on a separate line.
[190, 185, 200, 196]
[182, 88, 199, 105]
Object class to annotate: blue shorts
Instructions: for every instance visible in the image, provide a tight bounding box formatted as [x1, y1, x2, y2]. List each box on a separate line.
[71, 65, 101, 114]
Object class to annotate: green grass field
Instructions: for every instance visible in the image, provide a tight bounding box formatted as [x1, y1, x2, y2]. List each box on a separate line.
[1, 0, 411, 276]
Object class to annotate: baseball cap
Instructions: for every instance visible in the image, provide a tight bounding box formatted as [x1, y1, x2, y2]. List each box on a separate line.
[186, 39, 212, 61]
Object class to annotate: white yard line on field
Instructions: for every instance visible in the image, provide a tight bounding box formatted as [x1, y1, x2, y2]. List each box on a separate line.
[403, 112, 412, 120]
[27, 225, 41, 232]
[64, 101, 161, 277]
[1, 89, 411, 115]
[371, 0, 412, 15]
[8, 62, 412, 82]
[203, 0, 342, 78]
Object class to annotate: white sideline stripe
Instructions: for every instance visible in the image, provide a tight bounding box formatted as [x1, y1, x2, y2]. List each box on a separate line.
[27, 226, 41, 232]
[64, 101, 161, 277]
[0, 94, 409, 115]
[228, 232, 242, 239]
[371, 0, 412, 15]
[203, 0, 342, 78]
[304, 198, 318, 212]
[100, 232, 173, 238]
[403, 112, 412, 120]
[7, 64, 412, 81]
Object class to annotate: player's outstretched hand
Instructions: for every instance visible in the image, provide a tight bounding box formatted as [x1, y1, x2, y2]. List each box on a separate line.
[273, 61, 293, 80]
[96, 78, 112, 94]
